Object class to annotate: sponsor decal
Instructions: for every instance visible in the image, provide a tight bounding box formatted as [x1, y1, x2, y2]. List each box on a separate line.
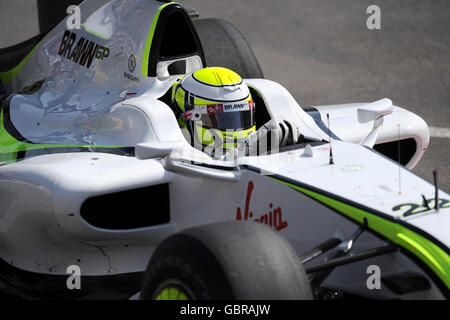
[183, 111, 201, 121]
[317, 146, 331, 152]
[224, 103, 246, 111]
[393, 198, 450, 218]
[123, 54, 139, 82]
[236, 181, 288, 231]
[207, 104, 223, 114]
[224, 101, 254, 112]
[58, 30, 109, 69]
[183, 112, 192, 120]
[124, 72, 140, 83]
[128, 54, 136, 73]
[183, 101, 254, 120]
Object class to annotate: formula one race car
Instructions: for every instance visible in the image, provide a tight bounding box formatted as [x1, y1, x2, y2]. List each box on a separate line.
[0, 0, 448, 300]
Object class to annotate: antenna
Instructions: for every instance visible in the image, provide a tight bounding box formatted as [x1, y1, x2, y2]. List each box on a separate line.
[327, 114, 334, 165]
[397, 124, 402, 195]
[421, 194, 431, 210]
[433, 168, 439, 212]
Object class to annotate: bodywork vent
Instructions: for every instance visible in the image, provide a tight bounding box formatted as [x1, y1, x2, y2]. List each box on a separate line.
[80, 184, 170, 230]
[374, 138, 417, 166]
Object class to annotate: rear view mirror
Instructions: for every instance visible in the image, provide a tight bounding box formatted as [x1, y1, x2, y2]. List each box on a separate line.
[156, 55, 203, 79]
[357, 98, 393, 123]
[135, 142, 183, 160]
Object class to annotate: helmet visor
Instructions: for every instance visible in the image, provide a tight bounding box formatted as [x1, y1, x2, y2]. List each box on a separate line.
[199, 109, 255, 130]
[183, 100, 255, 131]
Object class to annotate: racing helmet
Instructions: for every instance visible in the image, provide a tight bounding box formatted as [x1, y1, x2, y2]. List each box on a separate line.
[171, 67, 256, 152]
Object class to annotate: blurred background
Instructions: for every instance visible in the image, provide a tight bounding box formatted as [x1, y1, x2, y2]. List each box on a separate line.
[0, 0, 449, 191]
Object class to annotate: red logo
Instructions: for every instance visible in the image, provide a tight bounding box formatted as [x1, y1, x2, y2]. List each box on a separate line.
[207, 104, 223, 114]
[236, 181, 288, 232]
[184, 112, 192, 120]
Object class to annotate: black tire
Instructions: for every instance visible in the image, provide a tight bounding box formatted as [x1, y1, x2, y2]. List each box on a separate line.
[193, 18, 264, 79]
[140, 221, 312, 300]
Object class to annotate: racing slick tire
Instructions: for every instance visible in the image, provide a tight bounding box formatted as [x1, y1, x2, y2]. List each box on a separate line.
[140, 221, 312, 300]
[193, 18, 264, 79]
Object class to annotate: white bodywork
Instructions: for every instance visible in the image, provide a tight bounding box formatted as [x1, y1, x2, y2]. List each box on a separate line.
[0, 0, 448, 299]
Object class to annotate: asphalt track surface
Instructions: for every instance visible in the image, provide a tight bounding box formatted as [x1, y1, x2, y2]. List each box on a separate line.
[0, 0, 449, 191]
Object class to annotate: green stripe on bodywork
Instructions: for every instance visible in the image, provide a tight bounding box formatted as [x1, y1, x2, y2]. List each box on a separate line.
[0, 36, 47, 84]
[141, 2, 176, 77]
[0, 110, 125, 163]
[272, 177, 450, 290]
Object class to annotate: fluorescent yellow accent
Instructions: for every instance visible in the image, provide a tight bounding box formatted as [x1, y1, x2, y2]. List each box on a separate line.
[174, 87, 253, 113]
[155, 287, 189, 300]
[175, 86, 186, 111]
[172, 75, 188, 111]
[397, 233, 445, 274]
[197, 125, 256, 148]
[82, 24, 110, 40]
[0, 36, 47, 84]
[173, 69, 254, 148]
[194, 67, 242, 86]
[272, 177, 450, 290]
[193, 96, 213, 106]
[199, 126, 214, 145]
[81, 2, 113, 39]
[142, 2, 176, 76]
[0, 110, 126, 164]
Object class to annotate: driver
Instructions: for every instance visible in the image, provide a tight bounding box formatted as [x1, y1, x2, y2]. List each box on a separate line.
[170, 67, 300, 158]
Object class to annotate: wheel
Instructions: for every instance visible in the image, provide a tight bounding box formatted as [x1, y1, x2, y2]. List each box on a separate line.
[193, 18, 264, 79]
[140, 221, 312, 300]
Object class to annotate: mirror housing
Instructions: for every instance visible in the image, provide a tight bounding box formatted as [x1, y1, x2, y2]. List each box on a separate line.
[357, 98, 393, 123]
[135, 142, 184, 160]
[156, 55, 203, 80]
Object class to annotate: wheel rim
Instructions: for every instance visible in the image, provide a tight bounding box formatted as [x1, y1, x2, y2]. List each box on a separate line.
[153, 279, 196, 300]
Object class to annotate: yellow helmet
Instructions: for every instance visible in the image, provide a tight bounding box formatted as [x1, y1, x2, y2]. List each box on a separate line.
[171, 67, 256, 153]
